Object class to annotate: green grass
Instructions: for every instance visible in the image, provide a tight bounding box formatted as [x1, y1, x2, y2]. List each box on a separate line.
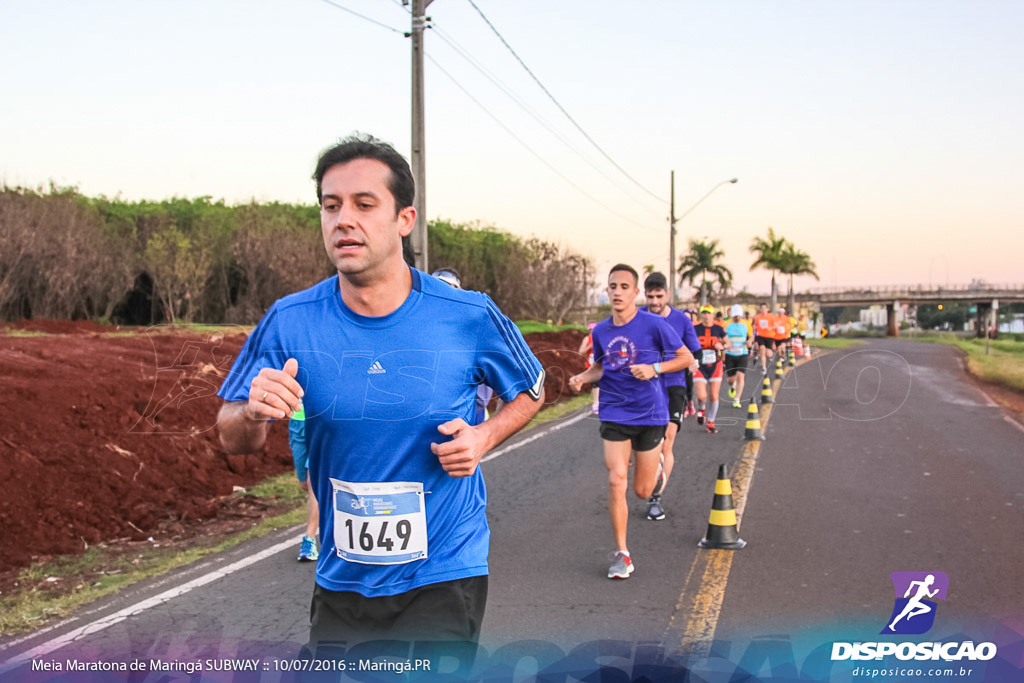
[522, 394, 592, 432]
[516, 320, 587, 335]
[804, 337, 866, 349]
[914, 335, 1024, 393]
[0, 328, 51, 337]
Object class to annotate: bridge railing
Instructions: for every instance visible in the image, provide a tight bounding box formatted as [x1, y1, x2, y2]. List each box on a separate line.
[806, 284, 1024, 295]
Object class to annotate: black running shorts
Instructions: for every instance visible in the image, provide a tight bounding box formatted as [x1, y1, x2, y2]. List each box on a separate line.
[724, 354, 747, 377]
[599, 422, 666, 452]
[308, 576, 488, 648]
[667, 385, 688, 426]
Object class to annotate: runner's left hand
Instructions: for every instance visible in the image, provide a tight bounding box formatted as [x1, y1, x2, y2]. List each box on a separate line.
[630, 364, 657, 381]
[431, 418, 486, 477]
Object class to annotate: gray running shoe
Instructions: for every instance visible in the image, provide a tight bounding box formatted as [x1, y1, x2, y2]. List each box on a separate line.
[646, 495, 666, 521]
[608, 551, 634, 579]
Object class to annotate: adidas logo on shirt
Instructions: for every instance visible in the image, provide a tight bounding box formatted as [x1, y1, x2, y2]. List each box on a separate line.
[367, 361, 386, 375]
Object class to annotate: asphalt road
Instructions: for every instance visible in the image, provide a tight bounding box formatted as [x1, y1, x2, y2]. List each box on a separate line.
[2, 339, 1022, 681]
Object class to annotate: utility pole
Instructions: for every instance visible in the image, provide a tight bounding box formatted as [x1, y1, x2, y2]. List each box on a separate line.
[670, 176, 739, 307]
[669, 170, 677, 306]
[409, 0, 433, 271]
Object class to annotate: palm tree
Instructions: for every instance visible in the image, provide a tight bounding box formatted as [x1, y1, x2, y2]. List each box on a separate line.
[678, 238, 733, 307]
[778, 244, 819, 314]
[749, 227, 788, 310]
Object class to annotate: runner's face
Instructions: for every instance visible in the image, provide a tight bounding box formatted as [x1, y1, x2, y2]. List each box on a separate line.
[645, 288, 668, 314]
[319, 158, 415, 279]
[607, 271, 638, 314]
[701, 311, 714, 325]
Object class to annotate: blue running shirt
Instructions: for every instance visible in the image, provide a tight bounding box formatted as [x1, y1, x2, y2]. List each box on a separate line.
[218, 270, 544, 597]
[592, 310, 683, 425]
[725, 322, 750, 356]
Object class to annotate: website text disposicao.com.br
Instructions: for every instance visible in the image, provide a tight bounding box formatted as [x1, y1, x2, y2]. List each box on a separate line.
[852, 665, 978, 678]
[836, 640, 996, 679]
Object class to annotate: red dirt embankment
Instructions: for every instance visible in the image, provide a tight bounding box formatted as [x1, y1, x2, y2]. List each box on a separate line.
[0, 322, 587, 575]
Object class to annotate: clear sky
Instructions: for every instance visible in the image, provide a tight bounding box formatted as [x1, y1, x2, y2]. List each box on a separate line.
[2, 0, 1022, 296]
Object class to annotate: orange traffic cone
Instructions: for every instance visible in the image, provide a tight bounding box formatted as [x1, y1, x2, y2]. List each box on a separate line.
[804, 343, 812, 360]
[744, 402, 764, 441]
[698, 464, 747, 550]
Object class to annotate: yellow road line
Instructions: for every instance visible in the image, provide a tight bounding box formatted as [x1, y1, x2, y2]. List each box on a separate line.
[664, 356, 808, 661]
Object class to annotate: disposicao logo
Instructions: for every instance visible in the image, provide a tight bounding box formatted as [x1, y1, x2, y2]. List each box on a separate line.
[831, 571, 998, 663]
[882, 570, 948, 635]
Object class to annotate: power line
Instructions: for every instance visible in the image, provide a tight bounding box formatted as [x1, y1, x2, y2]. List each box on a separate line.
[464, 0, 668, 205]
[315, 1, 662, 231]
[318, 0, 405, 34]
[426, 53, 661, 234]
[431, 23, 664, 220]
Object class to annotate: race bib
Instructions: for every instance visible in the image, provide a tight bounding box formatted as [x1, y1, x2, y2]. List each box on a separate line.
[776, 325, 786, 335]
[331, 479, 428, 565]
[702, 349, 718, 365]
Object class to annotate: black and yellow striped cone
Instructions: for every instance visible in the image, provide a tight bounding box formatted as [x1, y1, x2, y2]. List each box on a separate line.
[744, 402, 764, 441]
[760, 376, 774, 404]
[775, 358, 784, 379]
[698, 464, 747, 550]
[788, 348, 796, 367]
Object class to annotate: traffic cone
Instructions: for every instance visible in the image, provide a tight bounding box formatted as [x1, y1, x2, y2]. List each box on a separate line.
[804, 344, 812, 360]
[744, 402, 764, 441]
[760, 376, 774, 404]
[698, 464, 747, 550]
[788, 348, 796, 367]
[775, 358, 784, 380]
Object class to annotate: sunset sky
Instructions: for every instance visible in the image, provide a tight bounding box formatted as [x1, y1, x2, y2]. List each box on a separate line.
[2, 0, 1021, 295]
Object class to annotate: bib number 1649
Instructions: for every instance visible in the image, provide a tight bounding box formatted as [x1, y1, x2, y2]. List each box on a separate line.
[344, 518, 412, 553]
[331, 479, 428, 565]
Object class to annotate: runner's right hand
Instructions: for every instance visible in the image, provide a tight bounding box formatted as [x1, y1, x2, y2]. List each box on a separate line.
[246, 357, 304, 420]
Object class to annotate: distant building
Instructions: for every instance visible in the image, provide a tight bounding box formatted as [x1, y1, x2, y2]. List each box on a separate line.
[999, 314, 1024, 334]
[860, 304, 914, 329]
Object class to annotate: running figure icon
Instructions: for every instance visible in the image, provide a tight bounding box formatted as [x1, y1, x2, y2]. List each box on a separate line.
[888, 574, 939, 631]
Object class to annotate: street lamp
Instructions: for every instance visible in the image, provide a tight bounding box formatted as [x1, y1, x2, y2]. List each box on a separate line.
[669, 176, 738, 305]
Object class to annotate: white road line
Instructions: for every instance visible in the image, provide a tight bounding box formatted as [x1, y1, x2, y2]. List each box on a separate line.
[2, 412, 589, 670]
[0, 536, 298, 671]
[481, 410, 590, 463]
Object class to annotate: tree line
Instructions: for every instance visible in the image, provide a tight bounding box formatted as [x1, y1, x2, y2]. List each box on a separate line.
[0, 185, 593, 325]
[672, 226, 819, 312]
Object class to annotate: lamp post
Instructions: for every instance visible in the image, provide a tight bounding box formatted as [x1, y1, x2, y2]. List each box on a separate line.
[669, 176, 738, 305]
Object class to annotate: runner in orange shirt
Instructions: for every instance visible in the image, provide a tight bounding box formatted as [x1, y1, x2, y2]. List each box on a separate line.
[752, 303, 777, 373]
[774, 306, 793, 360]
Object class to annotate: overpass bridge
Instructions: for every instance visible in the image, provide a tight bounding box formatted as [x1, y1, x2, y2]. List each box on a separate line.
[720, 283, 1024, 336]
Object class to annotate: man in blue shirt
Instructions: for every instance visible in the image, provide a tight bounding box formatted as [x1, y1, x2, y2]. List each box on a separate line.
[640, 272, 701, 521]
[216, 134, 545, 647]
[724, 304, 752, 409]
[569, 265, 693, 579]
